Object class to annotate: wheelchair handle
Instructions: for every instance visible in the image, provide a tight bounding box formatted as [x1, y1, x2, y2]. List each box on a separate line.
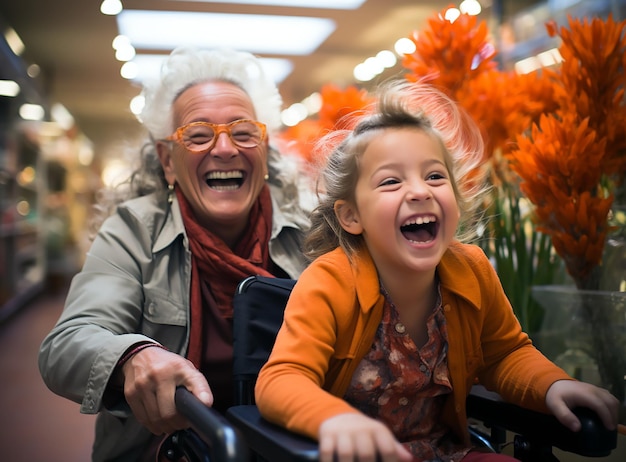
[175, 386, 250, 462]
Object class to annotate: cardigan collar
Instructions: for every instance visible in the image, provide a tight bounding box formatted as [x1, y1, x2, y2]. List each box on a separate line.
[437, 242, 483, 311]
[347, 241, 484, 314]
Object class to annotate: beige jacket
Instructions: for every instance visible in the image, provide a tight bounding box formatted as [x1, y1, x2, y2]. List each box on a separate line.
[39, 173, 311, 461]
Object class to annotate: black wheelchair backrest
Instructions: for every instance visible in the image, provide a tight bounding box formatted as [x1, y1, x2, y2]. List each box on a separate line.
[232, 275, 296, 405]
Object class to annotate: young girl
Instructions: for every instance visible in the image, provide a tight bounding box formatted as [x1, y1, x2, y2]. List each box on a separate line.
[255, 80, 619, 462]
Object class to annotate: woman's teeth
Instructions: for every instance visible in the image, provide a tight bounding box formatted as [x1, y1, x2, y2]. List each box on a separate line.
[205, 170, 244, 190]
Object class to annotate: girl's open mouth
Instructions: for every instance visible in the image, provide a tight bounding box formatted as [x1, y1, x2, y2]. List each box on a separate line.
[400, 216, 437, 243]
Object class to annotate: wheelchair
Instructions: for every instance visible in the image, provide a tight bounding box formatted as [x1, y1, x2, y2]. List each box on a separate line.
[166, 276, 618, 462]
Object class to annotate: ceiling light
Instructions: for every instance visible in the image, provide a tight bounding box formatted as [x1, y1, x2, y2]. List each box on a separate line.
[445, 8, 461, 23]
[115, 45, 136, 62]
[112, 35, 132, 50]
[353, 62, 375, 82]
[100, 0, 123, 16]
[19, 103, 45, 121]
[51, 103, 75, 130]
[376, 50, 397, 68]
[0, 80, 20, 97]
[128, 53, 294, 85]
[169, 0, 366, 8]
[117, 10, 335, 55]
[394, 38, 416, 55]
[120, 61, 138, 79]
[130, 94, 145, 116]
[4, 27, 25, 56]
[27, 64, 40, 78]
[460, 0, 482, 16]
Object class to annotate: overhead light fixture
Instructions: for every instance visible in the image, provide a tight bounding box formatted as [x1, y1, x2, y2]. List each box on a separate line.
[4, 27, 25, 56]
[127, 53, 294, 85]
[100, 0, 123, 16]
[0, 80, 20, 97]
[444, 8, 461, 23]
[169, 0, 366, 8]
[19, 103, 45, 121]
[460, 0, 482, 16]
[51, 103, 75, 130]
[117, 10, 335, 55]
[394, 38, 416, 55]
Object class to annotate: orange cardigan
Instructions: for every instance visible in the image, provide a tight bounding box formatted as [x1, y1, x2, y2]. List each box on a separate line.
[255, 242, 572, 443]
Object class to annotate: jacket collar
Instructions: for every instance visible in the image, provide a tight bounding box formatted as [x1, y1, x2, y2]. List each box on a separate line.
[152, 184, 310, 254]
[349, 246, 385, 314]
[268, 181, 311, 239]
[438, 242, 483, 311]
[153, 194, 186, 253]
[348, 242, 483, 313]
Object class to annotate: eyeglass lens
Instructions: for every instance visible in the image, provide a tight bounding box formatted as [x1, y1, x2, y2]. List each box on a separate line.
[181, 120, 263, 151]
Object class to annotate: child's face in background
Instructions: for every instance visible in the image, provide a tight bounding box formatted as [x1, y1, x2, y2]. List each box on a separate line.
[337, 127, 460, 278]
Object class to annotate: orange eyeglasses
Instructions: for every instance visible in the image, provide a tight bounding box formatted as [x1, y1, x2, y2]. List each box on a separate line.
[166, 119, 267, 153]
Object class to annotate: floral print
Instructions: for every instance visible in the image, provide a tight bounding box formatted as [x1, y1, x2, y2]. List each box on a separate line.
[344, 287, 471, 461]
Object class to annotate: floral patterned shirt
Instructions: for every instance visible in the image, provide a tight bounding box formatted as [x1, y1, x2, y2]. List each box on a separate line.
[344, 286, 471, 462]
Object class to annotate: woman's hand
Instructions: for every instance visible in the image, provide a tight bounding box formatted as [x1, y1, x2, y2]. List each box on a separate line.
[318, 413, 414, 462]
[545, 379, 619, 432]
[120, 346, 213, 435]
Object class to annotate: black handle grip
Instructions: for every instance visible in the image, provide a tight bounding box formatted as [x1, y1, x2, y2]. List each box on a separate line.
[173, 386, 250, 462]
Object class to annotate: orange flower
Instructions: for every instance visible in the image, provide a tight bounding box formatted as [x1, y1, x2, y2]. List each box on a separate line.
[509, 112, 612, 285]
[317, 84, 374, 131]
[401, 7, 556, 176]
[277, 119, 327, 165]
[546, 15, 626, 179]
[402, 7, 496, 99]
[459, 69, 557, 160]
[508, 15, 626, 288]
[279, 84, 373, 165]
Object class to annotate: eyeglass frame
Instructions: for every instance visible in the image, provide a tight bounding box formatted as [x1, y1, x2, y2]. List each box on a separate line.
[165, 119, 267, 153]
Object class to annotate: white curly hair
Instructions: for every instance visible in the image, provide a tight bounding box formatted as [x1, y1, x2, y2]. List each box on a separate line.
[139, 47, 284, 139]
[88, 47, 301, 237]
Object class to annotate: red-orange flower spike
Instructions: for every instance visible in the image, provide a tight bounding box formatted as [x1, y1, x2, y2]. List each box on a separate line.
[402, 7, 497, 100]
[508, 112, 611, 284]
[278, 84, 373, 165]
[277, 119, 327, 165]
[548, 15, 626, 179]
[317, 84, 374, 131]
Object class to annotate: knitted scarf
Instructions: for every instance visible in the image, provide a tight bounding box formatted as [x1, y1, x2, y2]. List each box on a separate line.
[175, 186, 274, 367]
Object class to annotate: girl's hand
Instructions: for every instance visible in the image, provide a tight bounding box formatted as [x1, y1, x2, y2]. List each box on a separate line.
[545, 379, 619, 432]
[318, 413, 414, 462]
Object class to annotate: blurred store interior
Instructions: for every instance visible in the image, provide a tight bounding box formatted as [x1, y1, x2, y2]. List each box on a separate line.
[0, 0, 625, 460]
[4, 0, 625, 320]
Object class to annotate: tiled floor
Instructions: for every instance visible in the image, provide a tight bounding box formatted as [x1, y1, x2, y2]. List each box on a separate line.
[0, 281, 95, 462]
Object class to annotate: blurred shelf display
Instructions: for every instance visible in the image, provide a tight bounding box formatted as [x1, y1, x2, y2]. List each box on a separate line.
[0, 23, 47, 322]
[0, 122, 46, 322]
[498, 0, 626, 67]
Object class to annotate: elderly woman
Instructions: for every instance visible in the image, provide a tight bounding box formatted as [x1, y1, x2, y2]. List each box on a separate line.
[38, 47, 313, 461]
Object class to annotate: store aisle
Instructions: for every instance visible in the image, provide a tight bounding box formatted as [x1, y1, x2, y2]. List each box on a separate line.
[0, 281, 95, 462]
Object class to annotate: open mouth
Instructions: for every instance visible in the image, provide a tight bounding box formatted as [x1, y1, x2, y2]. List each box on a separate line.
[205, 170, 244, 191]
[400, 216, 438, 243]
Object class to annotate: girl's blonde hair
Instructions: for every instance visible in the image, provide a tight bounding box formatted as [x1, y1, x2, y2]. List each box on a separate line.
[304, 80, 490, 261]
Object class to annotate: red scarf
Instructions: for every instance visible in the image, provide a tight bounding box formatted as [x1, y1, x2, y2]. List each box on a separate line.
[175, 186, 274, 367]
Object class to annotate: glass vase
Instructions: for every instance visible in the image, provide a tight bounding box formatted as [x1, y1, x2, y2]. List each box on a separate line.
[530, 285, 626, 425]
[600, 205, 626, 292]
